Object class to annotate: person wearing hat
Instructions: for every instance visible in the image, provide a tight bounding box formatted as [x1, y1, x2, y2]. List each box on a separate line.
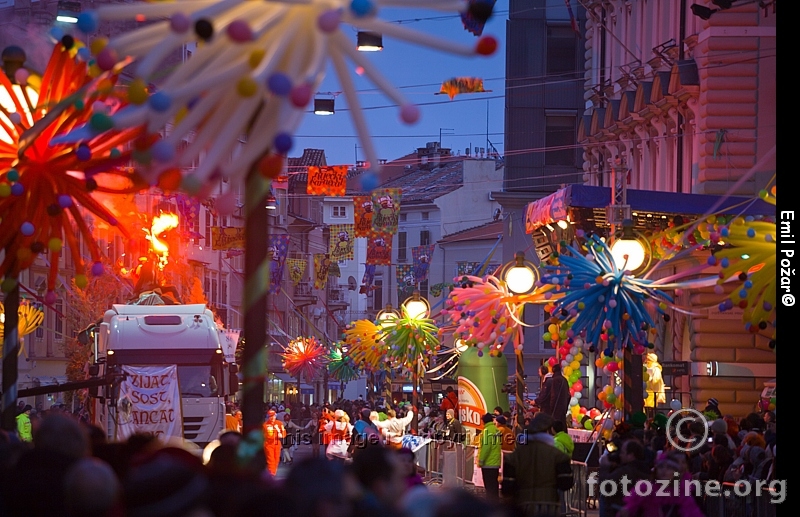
[704, 398, 722, 420]
[439, 386, 458, 413]
[503, 412, 573, 513]
[324, 409, 354, 462]
[16, 404, 33, 442]
[374, 407, 416, 450]
[263, 409, 286, 475]
[495, 415, 515, 453]
[477, 413, 502, 500]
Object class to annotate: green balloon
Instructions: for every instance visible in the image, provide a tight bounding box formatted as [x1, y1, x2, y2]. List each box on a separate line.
[543, 332, 552, 341]
[584, 420, 593, 430]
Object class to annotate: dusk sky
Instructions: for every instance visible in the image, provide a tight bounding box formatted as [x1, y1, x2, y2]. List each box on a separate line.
[292, 1, 511, 167]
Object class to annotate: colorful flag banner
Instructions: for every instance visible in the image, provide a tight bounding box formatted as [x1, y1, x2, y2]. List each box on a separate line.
[412, 244, 435, 283]
[396, 264, 416, 302]
[211, 226, 245, 250]
[268, 234, 290, 294]
[328, 262, 341, 278]
[366, 232, 393, 265]
[456, 261, 482, 277]
[460, 0, 497, 36]
[565, 0, 581, 35]
[360, 264, 376, 294]
[354, 195, 375, 238]
[329, 224, 355, 262]
[286, 258, 307, 285]
[438, 77, 491, 100]
[307, 165, 348, 196]
[314, 254, 331, 290]
[371, 188, 401, 235]
[175, 194, 200, 226]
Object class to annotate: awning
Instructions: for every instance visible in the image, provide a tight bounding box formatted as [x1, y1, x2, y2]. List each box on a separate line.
[525, 184, 775, 234]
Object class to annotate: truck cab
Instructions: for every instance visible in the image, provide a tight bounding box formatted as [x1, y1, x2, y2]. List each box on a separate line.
[92, 304, 238, 447]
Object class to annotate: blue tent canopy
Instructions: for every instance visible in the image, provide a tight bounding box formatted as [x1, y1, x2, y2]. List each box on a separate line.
[525, 184, 775, 234]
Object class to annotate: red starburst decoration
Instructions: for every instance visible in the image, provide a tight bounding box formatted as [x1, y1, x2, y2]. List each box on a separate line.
[0, 41, 146, 300]
[281, 336, 327, 382]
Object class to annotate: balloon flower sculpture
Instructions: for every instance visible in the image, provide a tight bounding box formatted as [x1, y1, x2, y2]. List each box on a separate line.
[64, 0, 499, 194]
[711, 187, 776, 341]
[327, 342, 360, 383]
[281, 336, 327, 383]
[380, 305, 440, 375]
[344, 318, 389, 373]
[0, 300, 44, 352]
[1, 40, 146, 298]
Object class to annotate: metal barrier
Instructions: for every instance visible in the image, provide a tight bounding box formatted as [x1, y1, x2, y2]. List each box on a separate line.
[702, 482, 781, 517]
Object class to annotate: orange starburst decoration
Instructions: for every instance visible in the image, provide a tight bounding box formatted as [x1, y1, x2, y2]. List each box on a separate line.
[0, 40, 147, 300]
[281, 336, 327, 382]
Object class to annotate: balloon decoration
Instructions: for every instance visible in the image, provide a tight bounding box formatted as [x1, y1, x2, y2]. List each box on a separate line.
[327, 342, 360, 383]
[1, 40, 146, 297]
[343, 318, 388, 372]
[0, 300, 44, 344]
[281, 336, 327, 383]
[380, 305, 440, 373]
[712, 187, 776, 340]
[66, 0, 499, 193]
[541, 235, 672, 352]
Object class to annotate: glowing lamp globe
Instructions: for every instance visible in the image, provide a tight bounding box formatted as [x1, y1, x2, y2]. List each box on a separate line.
[403, 297, 430, 320]
[610, 238, 646, 272]
[503, 251, 539, 294]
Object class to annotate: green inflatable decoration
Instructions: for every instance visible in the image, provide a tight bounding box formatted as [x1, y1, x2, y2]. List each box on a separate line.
[457, 347, 509, 438]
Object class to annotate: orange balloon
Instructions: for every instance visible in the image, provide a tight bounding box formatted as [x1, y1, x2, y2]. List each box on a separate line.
[259, 153, 284, 179]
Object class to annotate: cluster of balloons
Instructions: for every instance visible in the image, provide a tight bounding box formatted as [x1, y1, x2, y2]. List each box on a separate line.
[759, 396, 776, 412]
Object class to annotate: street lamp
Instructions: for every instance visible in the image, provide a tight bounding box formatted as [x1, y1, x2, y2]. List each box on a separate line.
[401, 290, 430, 433]
[499, 251, 540, 435]
[356, 31, 383, 52]
[609, 219, 651, 275]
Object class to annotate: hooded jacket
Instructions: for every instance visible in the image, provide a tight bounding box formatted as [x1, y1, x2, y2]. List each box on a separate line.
[478, 421, 502, 468]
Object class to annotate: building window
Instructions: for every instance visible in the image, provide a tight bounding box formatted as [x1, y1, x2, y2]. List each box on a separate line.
[546, 26, 577, 75]
[420, 230, 431, 246]
[419, 279, 429, 301]
[371, 279, 383, 311]
[399, 213, 407, 222]
[221, 273, 228, 307]
[545, 116, 576, 166]
[421, 212, 429, 221]
[397, 232, 407, 262]
[204, 210, 214, 245]
[332, 206, 347, 218]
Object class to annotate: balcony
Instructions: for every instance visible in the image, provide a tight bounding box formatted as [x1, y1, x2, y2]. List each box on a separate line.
[293, 282, 317, 308]
[326, 288, 349, 312]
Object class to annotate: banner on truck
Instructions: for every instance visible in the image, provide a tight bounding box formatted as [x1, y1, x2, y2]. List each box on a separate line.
[116, 365, 183, 441]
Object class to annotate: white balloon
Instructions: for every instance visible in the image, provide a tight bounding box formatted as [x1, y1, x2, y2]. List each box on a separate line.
[614, 386, 622, 396]
[570, 346, 579, 355]
[562, 360, 569, 367]
[670, 399, 682, 411]
[575, 392, 582, 399]
[603, 419, 614, 429]
[566, 354, 574, 362]
[570, 397, 579, 407]
[614, 410, 622, 420]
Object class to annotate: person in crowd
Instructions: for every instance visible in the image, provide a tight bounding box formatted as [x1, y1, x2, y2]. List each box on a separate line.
[478, 413, 502, 500]
[539, 364, 552, 393]
[763, 410, 776, 447]
[16, 404, 32, 442]
[225, 406, 242, 433]
[617, 455, 705, 517]
[374, 406, 416, 450]
[495, 415, 516, 454]
[535, 364, 571, 426]
[551, 420, 574, 458]
[352, 408, 383, 455]
[493, 406, 504, 418]
[283, 457, 350, 517]
[396, 447, 425, 493]
[503, 412, 572, 515]
[318, 407, 335, 457]
[443, 409, 466, 445]
[597, 438, 651, 517]
[263, 409, 285, 476]
[703, 398, 722, 420]
[324, 409, 353, 463]
[349, 444, 408, 517]
[439, 386, 458, 413]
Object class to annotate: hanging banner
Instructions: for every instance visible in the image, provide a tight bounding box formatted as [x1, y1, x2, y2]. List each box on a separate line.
[460, 0, 497, 36]
[286, 258, 307, 286]
[219, 329, 240, 363]
[314, 254, 331, 290]
[329, 224, 355, 262]
[412, 244, 435, 283]
[366, 232, 393, 266]
[396, 264, 416, 302]
[354, 195, 375, 238]
[456, 261, 482, 277]
[268, 234, 290, 294]
[371, 188, 401, 235]
[360, 264, 377, 294]
[116, 365, 183, 441]
[307, 165, 348, 196]
[211, 226, 245, 250]
[438, 77, 491, 100]
[328, 262, 341, 278]
[175, 194, 200, 227]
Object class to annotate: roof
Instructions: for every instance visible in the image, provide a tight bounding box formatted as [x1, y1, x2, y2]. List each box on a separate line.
[377, 155, 469, 203]
[438, 220, 503, 245]
[287, 149, 327, 184]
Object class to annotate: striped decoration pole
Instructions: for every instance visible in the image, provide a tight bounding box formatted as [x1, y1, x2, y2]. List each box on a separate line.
[514, 349, 526, 435]
[1, 277, 20, 432]
[623, 347, 643, 420]
[241, 165, 270, 435]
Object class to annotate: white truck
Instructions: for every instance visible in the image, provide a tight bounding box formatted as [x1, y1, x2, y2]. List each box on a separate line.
[89, 303, 238, 447]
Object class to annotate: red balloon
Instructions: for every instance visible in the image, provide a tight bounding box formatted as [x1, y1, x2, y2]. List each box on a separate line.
[573, 381, 583, 392]
[607, 362, 619, 372]
[548, 356, 558, 367]
[579, 407, 587, 414]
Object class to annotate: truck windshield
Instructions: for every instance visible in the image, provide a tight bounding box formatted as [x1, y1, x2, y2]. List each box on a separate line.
[178, 365, 219, 397]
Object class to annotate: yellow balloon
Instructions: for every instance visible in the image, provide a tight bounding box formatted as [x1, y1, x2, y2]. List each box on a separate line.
[548, 324, 558, 334]
[570, 360, 580, 370]
[574, 353, 583, 362]
[563, 366, 573, 376]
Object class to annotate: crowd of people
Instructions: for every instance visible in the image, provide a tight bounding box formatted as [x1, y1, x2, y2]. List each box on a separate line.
[1, 391, 777, 517]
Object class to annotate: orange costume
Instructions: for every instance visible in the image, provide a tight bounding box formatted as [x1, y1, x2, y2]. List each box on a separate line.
[263, 410, 286, 476]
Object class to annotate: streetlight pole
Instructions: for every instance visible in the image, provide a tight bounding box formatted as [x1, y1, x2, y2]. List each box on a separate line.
[401, 290, 430, 435]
